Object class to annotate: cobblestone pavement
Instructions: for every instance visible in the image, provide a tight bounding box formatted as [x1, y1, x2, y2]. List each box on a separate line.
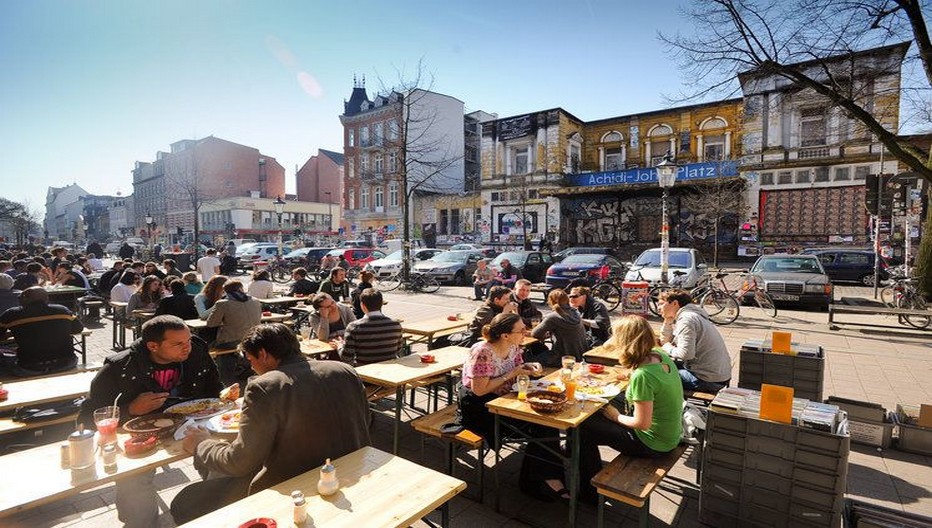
[3, 279, 931, 527]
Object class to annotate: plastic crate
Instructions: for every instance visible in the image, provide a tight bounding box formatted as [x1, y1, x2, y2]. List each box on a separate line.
[826, 397, 885, 423]
[845, 498, 932, 528]
[738, 347, 825, 401]
[893, 404, 932, 455]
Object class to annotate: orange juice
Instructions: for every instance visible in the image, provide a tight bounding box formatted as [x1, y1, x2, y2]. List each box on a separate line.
[518, 389, 527, 400]
[565, 380, 577, 402]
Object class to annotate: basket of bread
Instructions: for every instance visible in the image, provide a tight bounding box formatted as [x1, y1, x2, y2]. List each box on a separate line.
[525, 390, 567, 414]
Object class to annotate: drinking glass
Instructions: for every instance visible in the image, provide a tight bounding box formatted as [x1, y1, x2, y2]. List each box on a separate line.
[93, 406, 120, 446]
[300, 326, 312, 340]
[561, 355, 576, 371]
[516, 375, 530, 401]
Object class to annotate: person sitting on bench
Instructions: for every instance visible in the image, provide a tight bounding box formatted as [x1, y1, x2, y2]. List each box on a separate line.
[578, 315, 684, 503]
[0, 286, 84, 376]
[657, 289, 731, 393]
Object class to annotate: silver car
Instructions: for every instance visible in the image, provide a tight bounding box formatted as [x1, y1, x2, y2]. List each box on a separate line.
[366, 248, 446, 278]
[412, 250, 483, 285]
[748, 254, 833, 310]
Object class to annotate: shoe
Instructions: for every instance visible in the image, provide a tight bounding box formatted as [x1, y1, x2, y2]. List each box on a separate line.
[521, 482, 570, 503]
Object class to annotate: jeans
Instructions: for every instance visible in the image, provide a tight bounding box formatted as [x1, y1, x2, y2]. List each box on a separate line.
[678, 368, 729, 393]
[473, 282, 489, 300]
[116, 470, 159, 528]
[170, 474, 251, 525]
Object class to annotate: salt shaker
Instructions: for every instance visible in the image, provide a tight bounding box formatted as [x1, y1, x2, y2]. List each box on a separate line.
[68, 423, 96, 469]
[316, 458, 339, 496]
[102, 443, 118, 472]
[291, 490, 308, 524]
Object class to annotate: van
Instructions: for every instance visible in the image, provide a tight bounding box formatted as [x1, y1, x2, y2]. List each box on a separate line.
[381, 239, 425, 254]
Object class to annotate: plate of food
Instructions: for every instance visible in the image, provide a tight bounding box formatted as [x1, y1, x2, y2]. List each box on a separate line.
[576, 376, 622, 398]
[164, 398, 235, 420]
[207, 409, 243, 434]
[511, 379, 557, 393]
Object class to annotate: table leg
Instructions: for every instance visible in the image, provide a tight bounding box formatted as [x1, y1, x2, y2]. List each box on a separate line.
[393, 386, 403, 454]
[493, 414, 501, 513]
[568, 427, 580, 527]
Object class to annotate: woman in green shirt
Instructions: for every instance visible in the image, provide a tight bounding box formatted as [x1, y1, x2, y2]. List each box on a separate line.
[578, 315, 684, 501]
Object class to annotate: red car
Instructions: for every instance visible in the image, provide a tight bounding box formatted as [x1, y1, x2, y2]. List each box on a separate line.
[326, 248, 387, 268]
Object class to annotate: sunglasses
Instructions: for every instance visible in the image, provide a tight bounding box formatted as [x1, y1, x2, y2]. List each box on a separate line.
[568, 294, 580, 298]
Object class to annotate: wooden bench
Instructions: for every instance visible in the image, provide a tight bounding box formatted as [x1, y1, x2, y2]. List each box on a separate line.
[591, 444, 688, 528]
[829, 304, 931, 331]
[410, 404, 486, 502]
[528, 282, 551, 303]
[683, 390, 716, 407]
[0, 414, 75, 438]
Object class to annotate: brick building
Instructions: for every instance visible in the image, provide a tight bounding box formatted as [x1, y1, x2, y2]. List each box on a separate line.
[296, 149, 343, 227]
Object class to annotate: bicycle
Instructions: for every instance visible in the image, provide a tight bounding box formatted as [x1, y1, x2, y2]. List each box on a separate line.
[375, 270, 440, 294]
[262, 256, 294, 284]
[698, 271, 777, 325]
[880, 274, 930, 329]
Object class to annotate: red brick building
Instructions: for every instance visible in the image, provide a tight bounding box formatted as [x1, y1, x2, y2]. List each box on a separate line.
[296, 149, 343, 208]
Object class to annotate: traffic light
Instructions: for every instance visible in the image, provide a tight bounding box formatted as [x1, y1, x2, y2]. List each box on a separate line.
[864, 174, 879, 215]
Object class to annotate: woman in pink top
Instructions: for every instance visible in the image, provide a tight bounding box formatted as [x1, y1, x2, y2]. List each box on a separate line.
[459, 313, 570, 502]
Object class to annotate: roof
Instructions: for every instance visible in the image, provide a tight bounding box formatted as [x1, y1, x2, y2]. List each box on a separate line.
[737, 41, 911, 82]
[320, 149, 344, 165]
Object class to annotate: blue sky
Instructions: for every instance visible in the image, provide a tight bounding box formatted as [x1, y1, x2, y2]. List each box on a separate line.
[1, 0, 705, 214]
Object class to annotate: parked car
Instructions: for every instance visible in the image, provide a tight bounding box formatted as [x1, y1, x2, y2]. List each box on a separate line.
[552, 247, 612, 263]
[237, 243, 280, 269]
[366, 248, 446, 278]
[412, 250, 484, 285]
[449, 243, 498, 258]
[326, 248, 387, 268]
[234, 242, 260, 257]
[338, 240, 371, 249]
[489, 251, 554, 284]
[228, 238, 258, 248]
[800, 248, 888, 286]
[624, 248, 707, 288]
[545, 254, 627, 289]
[748, 254, 833, 310]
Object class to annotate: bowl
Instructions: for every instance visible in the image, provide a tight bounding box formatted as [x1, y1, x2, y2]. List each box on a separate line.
[447, 315, 458, 321]
[588, 364, 605, 374]
[262, 311, 272, 317]
[123, 435, 158, 457]
[420, 354, 435, 363]
[525, 390, 567, 414]
[123, 413, 186, 440]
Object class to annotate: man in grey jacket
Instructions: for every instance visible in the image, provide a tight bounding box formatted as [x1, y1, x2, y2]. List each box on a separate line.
[658, 289, 732, 393]
[172, 323, 370, 524]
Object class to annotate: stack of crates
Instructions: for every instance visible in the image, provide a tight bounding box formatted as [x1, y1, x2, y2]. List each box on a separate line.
[699, 405, 849, 527]
[739, 339, 825, 401]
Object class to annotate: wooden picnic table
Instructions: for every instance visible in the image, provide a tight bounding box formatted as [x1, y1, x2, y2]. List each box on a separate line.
[300, 338, 336, 359]
[179, 446, 466, 528]
[184, 313, 291, 330]
[402, 315, 470, 346]
[355, 346, 469, 454]
[583, 345, 620, 365]
[258, 296, 304, 306]
[0, 433, 188, 518]
[0, 370, 97, 414]
[486, 365, 629, 527]
[43, 285, 87, 312]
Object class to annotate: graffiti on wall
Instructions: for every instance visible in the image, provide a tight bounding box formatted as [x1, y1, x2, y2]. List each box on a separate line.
[564, 196, 662, 245]
[678, 211, 739, 244]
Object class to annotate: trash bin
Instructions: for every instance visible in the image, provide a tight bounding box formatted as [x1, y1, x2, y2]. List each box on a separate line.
[621, 281, 650, 316]
[164, 252, 192, 272]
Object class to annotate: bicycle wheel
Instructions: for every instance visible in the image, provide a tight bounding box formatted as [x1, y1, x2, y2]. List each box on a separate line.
[346, 266, 361, 280]
[750, 290, 778, 318]
[271, 266, 291, 284]
[415, 274, 440, 294]
[592, 282, 622, 312]
[879, 286, 896, 308]
[897, 294, 931, 329]
[699, 290, 739, 325]
[376, 273, 402, 292]
[648, 285, 673, 317]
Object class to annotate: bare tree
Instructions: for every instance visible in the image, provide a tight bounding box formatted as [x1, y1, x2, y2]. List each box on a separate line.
[0, 198, 39, 246]
[679, 172, 748, 267]
[376, 59, 464, 279]
[166, 148, 216, 259]
[662, 0, 932, 293]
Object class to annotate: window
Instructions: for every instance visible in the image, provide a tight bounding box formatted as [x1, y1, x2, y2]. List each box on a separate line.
[439, 209, 449, 235]
[389, 151, 398, 173]
[450, 209, 461, 235]
[834, 167, 851, 181]
[389, 181, 398, 207]
[388, 120, 399, 141]
[347, 189, 355, 209]
[511, 145, 530, 175]
[361, 186, 369, 208]
[568, 143, 581, 173]
[796, 170, 811, 183]
[528, 190, 539, 199]
[347, 158, 355, 179]
[814, 167, 829, 182]
[490, 192, 501, 202]
[854, 166, 869, 180]
[778, 171, 793, 184]
[374, 153, 383, 173]
[760, 172, 774, 185]
[604, 148, 623, 170]
[800, 107, 826, 147]
[360, 154, 368, 173]
[374, 186, 383, 208]
[704, 138, 725, 161]
[360, 126, 369, 145]
[839, 253, 870, 265]
[373, 123, 383, 144]
[348, 129, 355, 147]
[602, 131, 623, 143]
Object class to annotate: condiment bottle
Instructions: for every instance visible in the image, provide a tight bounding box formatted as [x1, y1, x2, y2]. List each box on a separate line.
[291, 490, 308, 524]
[68, 423, 96, 469]
[0, 381, 7, 402]
[102, 443, 118, 472]
[316, 458, 339, 496]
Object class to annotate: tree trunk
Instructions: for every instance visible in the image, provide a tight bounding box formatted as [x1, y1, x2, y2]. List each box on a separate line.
[713, 217, 720, 268]
[914, 201, 932, 299]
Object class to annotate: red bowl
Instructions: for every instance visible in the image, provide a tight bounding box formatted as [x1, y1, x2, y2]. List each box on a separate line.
[588, 364, 605, 374]
[420, 354, 435, 363]
[447, 315, 458, 321]
[262, 311, 272, 316]
[238, 518, 277, 528]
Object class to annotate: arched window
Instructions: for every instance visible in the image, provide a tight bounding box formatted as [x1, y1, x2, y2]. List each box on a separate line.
[374, 153, 383, 173]
[389, 181, 399, 207]
[600, 130, 625, 171]
[699, 117, 730, 161]
[646, 124, 675, 165]
[361, 186, 369, 208]
[374, 186, 384, 208]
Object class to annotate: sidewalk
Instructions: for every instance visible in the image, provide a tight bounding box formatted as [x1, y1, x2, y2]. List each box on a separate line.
[3, 284, 930, 527]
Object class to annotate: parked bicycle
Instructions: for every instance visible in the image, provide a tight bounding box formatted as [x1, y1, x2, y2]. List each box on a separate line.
[262, 256, 295, 284]
[375, 269, 440, 294]
[591, 268, 696, 316]
[698, 271, 777, 325]
[880, 273, 930, 329]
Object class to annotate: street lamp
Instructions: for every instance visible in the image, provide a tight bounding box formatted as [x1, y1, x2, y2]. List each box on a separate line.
[656, 154, 678, 285]
[274, 196, 286, 255]
[323, 191, 333, 234]
[145, 211, 155, 250]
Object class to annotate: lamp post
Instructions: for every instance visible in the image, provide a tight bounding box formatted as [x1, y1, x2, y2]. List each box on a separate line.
[145, 211, 154, 251]
[274, 196, 286, 255]
[655, 154, 678, 285]
[323, 191, 333, 234]
[82, 222, 89, 243]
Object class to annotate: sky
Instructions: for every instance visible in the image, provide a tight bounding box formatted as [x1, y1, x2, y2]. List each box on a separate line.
[2, 0, 709, 215]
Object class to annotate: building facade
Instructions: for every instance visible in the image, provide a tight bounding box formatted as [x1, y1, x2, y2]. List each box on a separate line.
[738, 43, 909, 257]
[198, 196, 336, 244]
[132, 136, 286, 241]
[108, 194, 134, 238]
[296, 149, 344, 227]
[44, 184, 88, 240]
[340, 79, 466, 237]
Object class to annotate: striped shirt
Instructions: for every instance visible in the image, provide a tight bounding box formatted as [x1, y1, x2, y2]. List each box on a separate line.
[342, 311, 403, 366]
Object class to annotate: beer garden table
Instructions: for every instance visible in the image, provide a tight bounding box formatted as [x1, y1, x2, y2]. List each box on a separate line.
[354, 346, 469, 454]
[184, 313, 291, 330]
[401, 315, 470, 347]
[179, 446, 466, 528]
[43, 285, 87, 312]
[0, 370, 97, 414]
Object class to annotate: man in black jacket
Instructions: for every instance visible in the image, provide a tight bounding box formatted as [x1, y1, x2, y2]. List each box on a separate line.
[96, 260, 125, 297]
[78, 315, 230, 527]
[569, 285, 612, 346]
[511, 279, 543, 326]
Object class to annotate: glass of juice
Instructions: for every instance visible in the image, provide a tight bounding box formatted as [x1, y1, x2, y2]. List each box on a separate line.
[93, 406, 120, 446]
[561, 368, 577, 402]
[516, 375, 530, 400]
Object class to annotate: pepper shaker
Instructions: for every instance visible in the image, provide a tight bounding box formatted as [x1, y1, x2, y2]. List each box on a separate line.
[316, 458, 339, 496]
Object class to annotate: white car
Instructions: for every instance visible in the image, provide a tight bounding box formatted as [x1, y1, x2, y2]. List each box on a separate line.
[366, 248, 446, 277]
[624, 247, 707, 288]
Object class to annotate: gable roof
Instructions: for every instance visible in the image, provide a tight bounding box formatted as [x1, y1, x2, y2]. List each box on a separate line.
[320, 149, 344, 165]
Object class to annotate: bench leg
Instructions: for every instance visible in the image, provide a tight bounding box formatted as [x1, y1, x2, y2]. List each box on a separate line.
[597, 493, 605, 528]
[477, 444, 485, 504]
[493, 415, 501, 513]
[639, 496, 650, 528]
